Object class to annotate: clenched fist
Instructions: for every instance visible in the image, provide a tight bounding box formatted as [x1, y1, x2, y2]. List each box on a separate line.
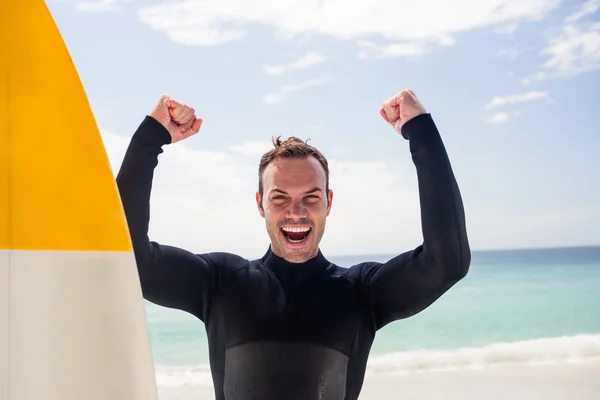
[150, 94, 202, 143]
[380, 89, 426, 136]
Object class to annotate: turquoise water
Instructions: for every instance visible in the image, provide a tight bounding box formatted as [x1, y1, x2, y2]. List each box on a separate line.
[146, 246, 600, 384]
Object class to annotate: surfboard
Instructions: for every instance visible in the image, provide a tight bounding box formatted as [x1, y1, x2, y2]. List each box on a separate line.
[0, 1, 159, 399]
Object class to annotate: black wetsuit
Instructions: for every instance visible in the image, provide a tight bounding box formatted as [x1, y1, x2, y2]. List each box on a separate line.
[116, 113, 470, 400]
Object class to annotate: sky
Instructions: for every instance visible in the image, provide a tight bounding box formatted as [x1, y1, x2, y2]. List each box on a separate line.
[46, 0, 600, 258]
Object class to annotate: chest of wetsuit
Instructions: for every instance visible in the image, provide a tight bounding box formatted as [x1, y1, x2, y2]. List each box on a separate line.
[115, 113, 470, 399]
[207, 250, 374, 400]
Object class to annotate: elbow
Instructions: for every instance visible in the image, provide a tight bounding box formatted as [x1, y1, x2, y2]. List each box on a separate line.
[131, 239, 157, 268]
[434, 239, 471, 284]
[452, 238, 471, 282]
[130, 243, 160, 298]
[457, 250, 470, 281]
[446, 221, 471, 282]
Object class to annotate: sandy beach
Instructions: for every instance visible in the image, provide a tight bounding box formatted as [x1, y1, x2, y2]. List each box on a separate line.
[157, 359, 600, 399]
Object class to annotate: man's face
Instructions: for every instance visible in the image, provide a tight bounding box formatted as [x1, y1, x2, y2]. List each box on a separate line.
[256, 156, 333, 263]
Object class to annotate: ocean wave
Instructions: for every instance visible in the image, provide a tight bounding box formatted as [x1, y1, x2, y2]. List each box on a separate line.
[366, 334, 600, 375]
[154, 334, 600, 387]
[155, 364, 213, 387]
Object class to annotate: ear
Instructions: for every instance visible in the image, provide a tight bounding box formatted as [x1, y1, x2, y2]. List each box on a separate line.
[326, 189, 333, 216]
[256, 191, 265, 218]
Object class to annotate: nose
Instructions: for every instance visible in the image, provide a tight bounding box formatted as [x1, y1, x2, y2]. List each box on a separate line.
[285, 200, 307, 221]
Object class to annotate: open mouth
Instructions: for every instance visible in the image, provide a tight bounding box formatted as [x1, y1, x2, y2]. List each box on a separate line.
[280, 226, 311, 244]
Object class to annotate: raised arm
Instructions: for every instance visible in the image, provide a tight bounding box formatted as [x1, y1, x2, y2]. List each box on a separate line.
[360, 90, 470, 329]
[116, 95, 214, 320]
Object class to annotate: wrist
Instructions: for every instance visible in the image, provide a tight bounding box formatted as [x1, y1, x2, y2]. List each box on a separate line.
[401, 113, 434, 140]
[132, 116, 172, 147]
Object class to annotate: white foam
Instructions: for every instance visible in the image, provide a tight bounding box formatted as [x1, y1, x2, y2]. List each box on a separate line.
[153, 334, 600, 387]
[366, 334, 600, 376]
[155, 364, 213, 387]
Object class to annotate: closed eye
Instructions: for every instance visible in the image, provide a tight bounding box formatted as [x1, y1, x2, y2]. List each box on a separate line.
[305, 195, 320, 202]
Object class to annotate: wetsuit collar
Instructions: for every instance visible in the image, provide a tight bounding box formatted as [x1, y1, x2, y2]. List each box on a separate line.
[261, 246, 330, 283]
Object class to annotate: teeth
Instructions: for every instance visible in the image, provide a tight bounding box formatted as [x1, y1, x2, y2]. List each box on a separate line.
[282, 226, 311, 233]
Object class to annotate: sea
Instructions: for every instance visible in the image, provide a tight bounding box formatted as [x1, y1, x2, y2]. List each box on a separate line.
[146, 245, 600, 388]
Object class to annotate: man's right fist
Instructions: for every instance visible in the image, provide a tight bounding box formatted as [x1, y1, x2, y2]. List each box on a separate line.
[149, 94, 202, 143]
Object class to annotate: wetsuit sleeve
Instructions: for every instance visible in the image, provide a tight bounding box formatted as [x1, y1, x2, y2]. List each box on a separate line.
[360, 113, 470, 330]
[115, 116, 216, 321]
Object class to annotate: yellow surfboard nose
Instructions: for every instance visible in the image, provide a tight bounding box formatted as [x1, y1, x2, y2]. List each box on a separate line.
[0, 0, 132, 252]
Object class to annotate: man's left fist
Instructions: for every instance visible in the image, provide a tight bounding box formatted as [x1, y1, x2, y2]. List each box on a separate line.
[380, 89, 426, 135]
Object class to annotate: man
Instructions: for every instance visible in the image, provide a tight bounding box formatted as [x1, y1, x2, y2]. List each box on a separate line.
[116, 89, 470, 400]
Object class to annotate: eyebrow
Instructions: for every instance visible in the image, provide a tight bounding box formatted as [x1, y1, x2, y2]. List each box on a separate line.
[270, 187, 323, 195]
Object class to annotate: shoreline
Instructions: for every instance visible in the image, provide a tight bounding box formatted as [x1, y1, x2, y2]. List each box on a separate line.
[157, 359, 600, 399]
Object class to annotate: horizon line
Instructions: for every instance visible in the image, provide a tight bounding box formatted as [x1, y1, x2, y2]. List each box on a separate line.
[324, 243, 600, 259]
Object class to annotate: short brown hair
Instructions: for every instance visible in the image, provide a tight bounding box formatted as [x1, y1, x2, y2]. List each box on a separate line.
[258, 136, 330, 196]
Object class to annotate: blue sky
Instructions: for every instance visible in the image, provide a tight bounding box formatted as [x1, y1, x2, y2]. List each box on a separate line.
[47, 0, 600, 257]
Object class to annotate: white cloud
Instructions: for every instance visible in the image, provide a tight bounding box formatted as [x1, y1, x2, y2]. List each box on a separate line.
[264, 52, 326, 76]
[565, 0, 600, 23]
[263, 93, 284, 105]
[496, 43, 531, 60]
[496, 47, 520, 60]
[462, 202, 600, 251]
[537, 0, 600, 77]
[230, 141, 275, 157]
[485, 112, 510, 124]
[482, 91, 545, 122]
[99, 127, 422, 258]
[136, 0, 560, 56]
[263, 76, 329, 104]
[357, 40, 432, 59]
[72, 0, 132, 12]
[484, 91, 549, 109]
[541, 22, 600, 76]
[520, 71, 546, 86]
[494, 21, 520, 35]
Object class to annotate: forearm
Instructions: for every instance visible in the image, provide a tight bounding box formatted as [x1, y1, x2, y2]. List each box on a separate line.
[404, 113, 470, 278]
[116, 116, 171, 260]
